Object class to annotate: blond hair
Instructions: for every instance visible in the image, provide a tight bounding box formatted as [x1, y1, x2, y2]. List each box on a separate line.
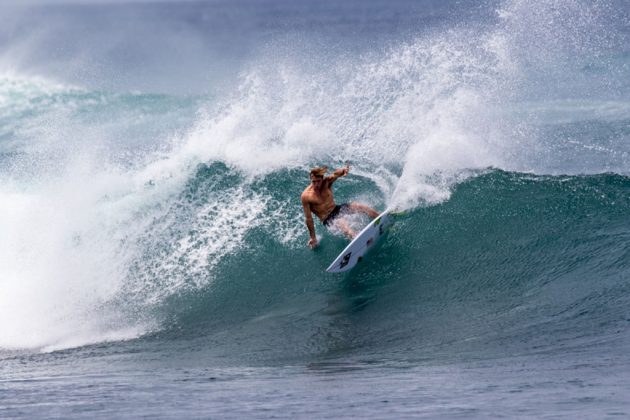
[310, 166, 328, 177]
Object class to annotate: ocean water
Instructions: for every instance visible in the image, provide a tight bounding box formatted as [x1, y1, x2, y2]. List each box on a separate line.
[1, 0, 630, 418]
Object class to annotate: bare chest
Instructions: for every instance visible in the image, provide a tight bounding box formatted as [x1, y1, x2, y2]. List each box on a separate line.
[307, 187, 332, 204]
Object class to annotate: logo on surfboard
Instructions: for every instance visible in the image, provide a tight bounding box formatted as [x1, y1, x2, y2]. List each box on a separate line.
[339, 252, 352, 269]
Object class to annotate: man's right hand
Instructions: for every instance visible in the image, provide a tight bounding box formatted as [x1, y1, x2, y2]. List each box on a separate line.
[308, 238, 319, 249]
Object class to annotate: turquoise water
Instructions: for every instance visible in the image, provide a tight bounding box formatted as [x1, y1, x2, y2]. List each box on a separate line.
[1, 0, 630, 418]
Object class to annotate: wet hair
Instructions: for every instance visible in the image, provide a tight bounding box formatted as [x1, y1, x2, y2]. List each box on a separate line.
[310, 166, 328, 177]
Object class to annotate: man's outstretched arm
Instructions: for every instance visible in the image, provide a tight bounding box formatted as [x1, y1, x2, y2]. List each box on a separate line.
[326, 163, 350, 184]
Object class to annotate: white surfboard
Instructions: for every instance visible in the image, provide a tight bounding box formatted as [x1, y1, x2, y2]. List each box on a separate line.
[326, 210, 394, 273]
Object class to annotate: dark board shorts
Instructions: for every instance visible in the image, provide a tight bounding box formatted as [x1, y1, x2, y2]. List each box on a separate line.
[323, 203, 350, 226]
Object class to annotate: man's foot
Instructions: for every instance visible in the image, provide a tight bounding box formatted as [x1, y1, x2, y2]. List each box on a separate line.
[342, 228, 357, 240]
[336, 219, 356, 240]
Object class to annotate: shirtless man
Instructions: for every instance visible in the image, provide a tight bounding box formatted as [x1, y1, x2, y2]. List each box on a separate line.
[301, 164, 379, 249]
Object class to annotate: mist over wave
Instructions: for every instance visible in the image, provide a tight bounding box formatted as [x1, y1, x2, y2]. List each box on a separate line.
[180, 0, 629, 207]
[0, 0, 628, 353]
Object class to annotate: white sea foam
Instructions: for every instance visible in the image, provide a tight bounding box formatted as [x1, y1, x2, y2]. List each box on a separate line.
[0, 82, 303, 349]
[179, 30, 508, 209]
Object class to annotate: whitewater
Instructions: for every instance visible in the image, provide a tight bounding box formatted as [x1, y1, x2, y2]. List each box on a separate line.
[1, 0, 629, 418]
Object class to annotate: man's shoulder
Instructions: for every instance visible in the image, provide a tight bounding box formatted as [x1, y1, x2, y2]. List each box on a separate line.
[301, 187, 314, 202]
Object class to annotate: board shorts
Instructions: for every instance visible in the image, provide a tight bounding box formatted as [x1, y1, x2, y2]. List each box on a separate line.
[323, 203, 350, 227]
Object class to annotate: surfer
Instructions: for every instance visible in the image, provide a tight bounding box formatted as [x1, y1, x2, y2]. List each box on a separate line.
[301, 164, 379, 249]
